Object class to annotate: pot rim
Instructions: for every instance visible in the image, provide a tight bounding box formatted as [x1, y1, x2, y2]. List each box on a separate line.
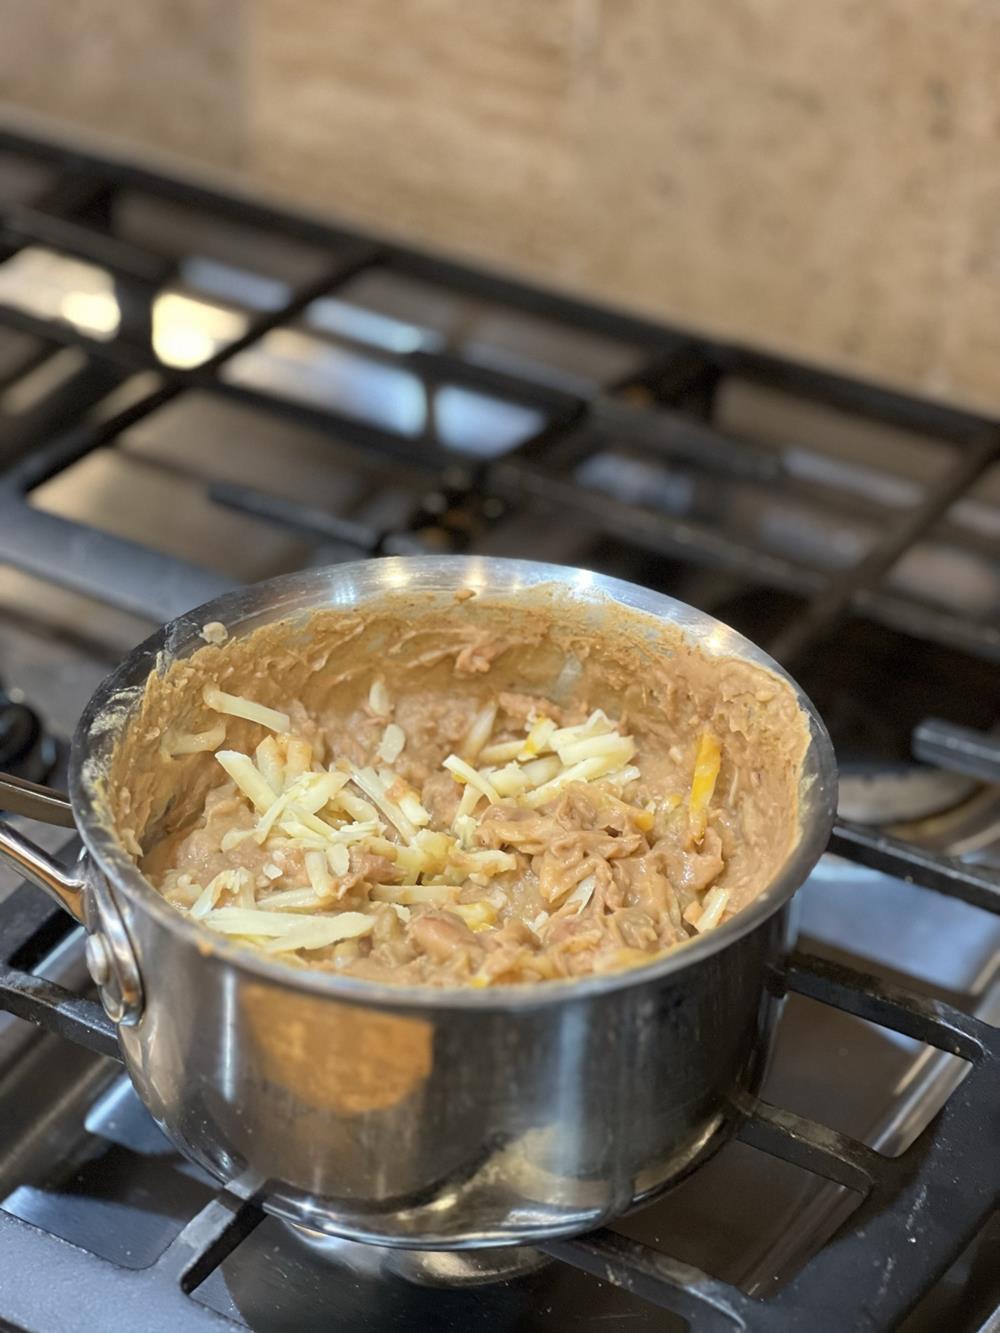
[69, 555, 838, 1012]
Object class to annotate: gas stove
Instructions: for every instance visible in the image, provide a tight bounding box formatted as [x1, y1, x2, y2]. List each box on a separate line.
[0, 126, 998, 1333]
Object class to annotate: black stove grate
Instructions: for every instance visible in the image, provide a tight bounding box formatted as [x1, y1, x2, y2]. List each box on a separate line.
[0, 127, 997, 652]
[0, 127, 999, 1331]
[1, 871, 998, 1332]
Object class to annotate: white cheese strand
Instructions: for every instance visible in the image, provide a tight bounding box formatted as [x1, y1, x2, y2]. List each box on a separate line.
[203, 685, 290, 733]
[215, 750, 278, 812]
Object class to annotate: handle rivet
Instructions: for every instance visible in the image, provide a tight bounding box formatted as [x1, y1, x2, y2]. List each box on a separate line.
[85, 932, 111, 987]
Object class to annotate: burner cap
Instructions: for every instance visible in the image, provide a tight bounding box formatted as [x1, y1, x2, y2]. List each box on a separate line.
[0, 683, 56, 784]
[837, 763, 976, 825]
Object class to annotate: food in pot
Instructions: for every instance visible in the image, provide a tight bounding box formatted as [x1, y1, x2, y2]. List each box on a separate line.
[108, 588, 809, 987]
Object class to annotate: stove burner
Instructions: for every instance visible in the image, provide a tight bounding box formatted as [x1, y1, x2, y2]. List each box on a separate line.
[288, 1223, 550, 1286]
[836, 762, 976, 825]
[213, 1218, 596, 1332]
[0, 679, 56, 783]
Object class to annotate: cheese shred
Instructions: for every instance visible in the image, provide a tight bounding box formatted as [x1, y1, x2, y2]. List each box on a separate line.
[203, 685, 290, 734]
[687, 732, 721, 847]
[183, 681, 735, 968]
[215, 750, 278, 812]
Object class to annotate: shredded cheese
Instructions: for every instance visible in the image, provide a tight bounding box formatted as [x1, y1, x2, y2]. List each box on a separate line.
[398, 789, 431, 827]
[521, 755, 624, 809]
[255, 771, 347, 844]
[520, 714, 556, 758]
[603, 764, 641, 792]
[414, 829, 454, 861]
[562, 873, 597, 915]
[327, 843, 350, 877]
[220, 828, 255, 852]
[277, 819, 335, 845]
[305, 849, 334, 898]
[549, 710, 613, 748]
[443, 754, 500, 805]
[190, 873, 220, 919]
[690, 885, 729, 932]
[215, 750, 278, 812]
[451, 849, 517, 876]
[161, 721, 227, 758]
[460, 701, 499, 763]
[377, 723, 406, 764]
[453, 813, 478, 848]
[203, 685, 290, 733]
[283, 811, 376, 845]
[283, 736, 314, 787]
[336, 788, 381, 824]
[453, 784, 483, 825]
[451, 900, 498, 931]
[555, 732, 635, 766]
[478, 739, 525, 765]
[350, 766, 418, 841]
[203, 907, 326, 935]
[254, 736, 284, 792]
[259, 913, 375, 953]
[370, 883, 459, 904]
[183, 681, 671, 973]
[518, 755, 562, 786]
[687, 732, 721, 847]
[253, 788, 297, 843]
[259, 887, 324, 911]
[488, 762, 530, 797]
[368, 678, 392, 719]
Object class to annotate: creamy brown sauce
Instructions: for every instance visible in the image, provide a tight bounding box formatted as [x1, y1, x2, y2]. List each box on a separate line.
[104, 587, 810, 987]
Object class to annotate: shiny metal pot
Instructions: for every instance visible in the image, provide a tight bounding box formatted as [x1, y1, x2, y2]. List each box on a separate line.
[0, 557, 837, 1247]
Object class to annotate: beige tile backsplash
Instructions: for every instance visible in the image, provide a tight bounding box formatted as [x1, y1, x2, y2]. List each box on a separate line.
[0, 0, 246, 167]
[2, 0, 999, 410]
[248, 0, 591, 272]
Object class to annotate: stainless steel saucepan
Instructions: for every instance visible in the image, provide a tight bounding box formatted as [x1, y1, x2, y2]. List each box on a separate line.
[0, 557, 837, 1248]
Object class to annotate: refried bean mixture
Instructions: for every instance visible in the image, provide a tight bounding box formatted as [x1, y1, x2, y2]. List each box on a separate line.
[104, 588, 809, 987]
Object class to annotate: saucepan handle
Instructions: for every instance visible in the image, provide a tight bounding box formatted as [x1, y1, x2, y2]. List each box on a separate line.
[0, 772, 86, 923]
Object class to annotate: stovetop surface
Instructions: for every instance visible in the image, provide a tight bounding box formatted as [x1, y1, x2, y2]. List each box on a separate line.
[0, 126, 998, 1332]
[2, 884, 998, 1333]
